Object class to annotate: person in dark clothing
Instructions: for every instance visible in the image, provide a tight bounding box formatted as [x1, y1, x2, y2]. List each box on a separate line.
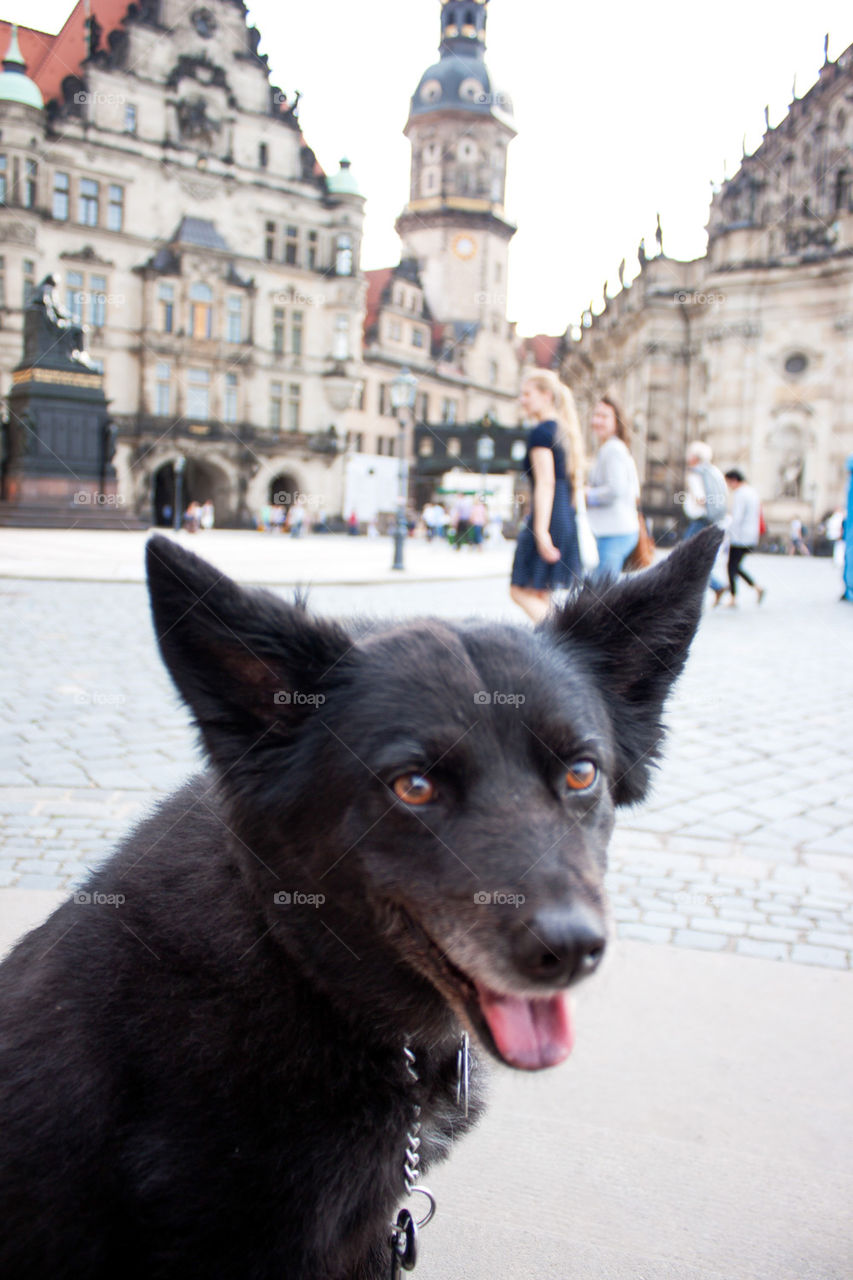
[510, 369, 584, 622]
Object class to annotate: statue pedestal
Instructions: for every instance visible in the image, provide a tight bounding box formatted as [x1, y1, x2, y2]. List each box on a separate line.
[0, 271, 148, 528]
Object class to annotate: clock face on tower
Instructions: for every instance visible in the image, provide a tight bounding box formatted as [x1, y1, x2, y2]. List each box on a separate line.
[452, 234, 477, 261]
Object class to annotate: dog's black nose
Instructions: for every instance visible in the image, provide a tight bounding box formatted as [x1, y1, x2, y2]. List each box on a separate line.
[512, 905, 606, 986]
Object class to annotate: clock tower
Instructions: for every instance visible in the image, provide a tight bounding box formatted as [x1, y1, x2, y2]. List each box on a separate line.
[395, 0, 516, 330]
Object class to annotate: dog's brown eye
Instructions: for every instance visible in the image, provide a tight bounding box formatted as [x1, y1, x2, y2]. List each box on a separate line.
[565, 760, 597, 791]
[392, 773, 436, 806]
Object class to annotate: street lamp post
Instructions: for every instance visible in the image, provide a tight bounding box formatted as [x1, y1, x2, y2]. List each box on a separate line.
[390, 367, 418, 571]
[173, 455, 186, 532]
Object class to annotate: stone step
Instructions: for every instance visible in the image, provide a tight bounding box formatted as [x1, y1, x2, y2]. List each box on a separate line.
[0, 503, 150, 530]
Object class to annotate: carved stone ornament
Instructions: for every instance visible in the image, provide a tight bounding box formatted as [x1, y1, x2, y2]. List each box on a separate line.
[177, 96, 221, 146]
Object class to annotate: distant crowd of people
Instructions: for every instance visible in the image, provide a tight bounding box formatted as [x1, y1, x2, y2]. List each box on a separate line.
[171, 379, 847, 613]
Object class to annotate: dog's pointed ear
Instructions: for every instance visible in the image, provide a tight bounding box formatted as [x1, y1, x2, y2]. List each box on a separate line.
[547, 527, 722, 805]
[145, 536, 354, 773]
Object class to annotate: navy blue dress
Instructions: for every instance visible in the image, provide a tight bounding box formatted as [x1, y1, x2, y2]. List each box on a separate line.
[511, 419, 581, 590]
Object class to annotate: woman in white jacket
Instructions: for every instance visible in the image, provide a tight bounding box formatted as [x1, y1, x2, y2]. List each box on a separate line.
[585, 397, 641, 575]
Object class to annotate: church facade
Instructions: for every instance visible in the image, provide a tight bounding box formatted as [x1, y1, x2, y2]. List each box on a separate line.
[0, 0, 524, 528]
[562, 43, 853, 534]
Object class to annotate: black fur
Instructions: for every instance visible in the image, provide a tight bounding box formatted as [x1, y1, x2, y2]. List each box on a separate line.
[0, 528, 721, 1278]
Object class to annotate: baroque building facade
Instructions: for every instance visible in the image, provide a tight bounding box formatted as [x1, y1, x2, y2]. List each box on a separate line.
[0, 0, 525, 528]
[562, 43, 853, 534]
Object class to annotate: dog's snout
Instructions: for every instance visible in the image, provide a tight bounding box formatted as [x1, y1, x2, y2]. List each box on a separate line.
[513, 905, 606, 986]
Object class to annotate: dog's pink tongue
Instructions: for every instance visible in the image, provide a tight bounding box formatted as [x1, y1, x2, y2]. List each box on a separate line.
[475, 985, 574, 1070]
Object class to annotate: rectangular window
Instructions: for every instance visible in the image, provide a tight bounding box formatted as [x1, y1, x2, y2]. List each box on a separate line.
[268, 380, 283, 431]
[335, 233, 353, 277]
[0, 155, 6, 204]
[23, 160, 37, 209]
[124, 104, 137, 134]
[488, 359, 499, 386]
[78, 178, 99, 226]
[272, 306, 285, 355]
[284, 225, 298, 266]
[264, 221, 275, 261]
[258, 142, 268, 168]
[66, 271, 84, 324]
[307, 230, 318, 270]
[52, 171, 69, 220]
[155, 361, 171, 416]
[89, 274, 107, 328]
[22, 259, 34, 308]
[291, 309, 304, 356]
[286, 383, 301, 431]
[189, 282, 213, 339]
[158, 281, 174, 333]
[333, 313, 349, 360]
[418, 392, 429, 420]
[411, 326, 425, 348]
[441, 397, 458, 425]
[107, 185, 123, 232]
[388, 319, 401, 342]
[226, 295, 243, 343]
[223, 372, 238, 424]
[187, 367, 210, 419]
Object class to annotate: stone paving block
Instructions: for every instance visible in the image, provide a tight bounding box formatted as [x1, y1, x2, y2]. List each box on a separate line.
[772, 865, 844, 891]
[798, 831, 853, 856]
[757, 816, 837, 844]
[742, 793, 809, 824]
[15, 859, 63, 875]
[790, 944, 850, 969]
[805, 930, 853, 950]
[641, 910, 688, 929]
[689, 917, 747, 936]
[13, 873, 66, 890]
[747, 924, 799, 943]
[0, 870, 18, 887]
[673, 929, 729, 951]
[768, 915, 816, 931]
[616, 923, 672, 944]
[0, 771, 33, 786]
[735, 938, 789, 961]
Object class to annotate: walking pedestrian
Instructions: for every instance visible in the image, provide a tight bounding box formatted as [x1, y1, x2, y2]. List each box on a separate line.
[509, 369, 584, 622]
[788, 516, 811, 556]
[682, 440, 727, 599]
[722, 470, 766, 607]
[585, 396, 640, 575]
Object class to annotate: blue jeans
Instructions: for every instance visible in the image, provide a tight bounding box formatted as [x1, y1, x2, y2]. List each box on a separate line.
[594, 532, 639, 577]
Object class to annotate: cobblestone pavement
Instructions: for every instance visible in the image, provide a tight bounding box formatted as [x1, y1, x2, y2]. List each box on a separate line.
[1, 549, 851, 969]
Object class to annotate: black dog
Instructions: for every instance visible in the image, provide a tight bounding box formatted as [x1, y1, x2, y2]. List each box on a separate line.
[0, 528, 720, 1278]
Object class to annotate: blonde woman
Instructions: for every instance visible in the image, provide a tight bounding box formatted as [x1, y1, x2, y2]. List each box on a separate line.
[510, 370, 585, 622]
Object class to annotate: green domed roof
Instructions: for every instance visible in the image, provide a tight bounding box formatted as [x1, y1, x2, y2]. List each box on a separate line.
[327, 159, 363, 198]
[0, 26, 43, 111]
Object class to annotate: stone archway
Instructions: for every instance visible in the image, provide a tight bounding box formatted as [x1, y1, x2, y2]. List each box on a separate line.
[151, 456, 233, 527]
[268, 472, 301, 508]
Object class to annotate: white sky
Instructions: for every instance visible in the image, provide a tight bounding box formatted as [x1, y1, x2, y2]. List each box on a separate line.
[10, 1, 853, 335]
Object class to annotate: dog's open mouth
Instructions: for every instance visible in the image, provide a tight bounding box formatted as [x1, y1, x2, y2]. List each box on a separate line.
[397, 907, 575, 1072]
[471, 982, 574, 1071]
